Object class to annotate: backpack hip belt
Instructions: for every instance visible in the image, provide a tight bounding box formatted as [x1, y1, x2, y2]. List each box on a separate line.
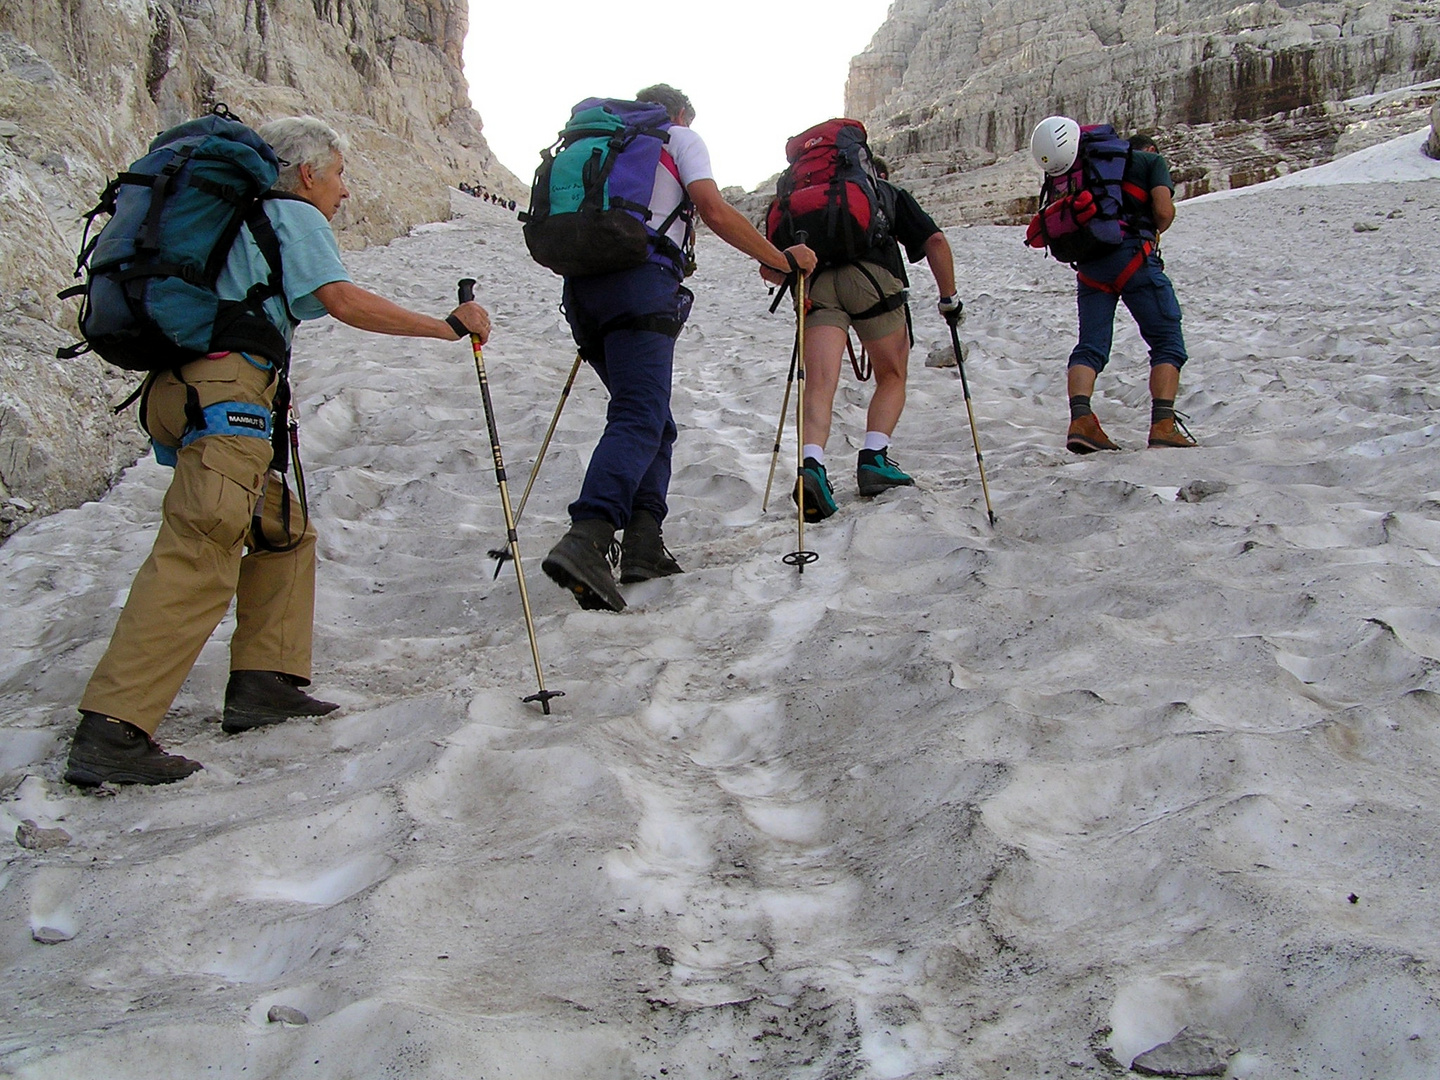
[1076, 239, 1155, 295]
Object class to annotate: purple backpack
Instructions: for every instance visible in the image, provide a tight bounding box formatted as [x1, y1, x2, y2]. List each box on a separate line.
[521, 98, 694, 278]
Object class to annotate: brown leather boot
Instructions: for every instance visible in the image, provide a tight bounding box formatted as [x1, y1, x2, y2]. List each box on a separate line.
[1066, 413, 1120, 454]
[64, 712, 203, 787]
[1149, 416, 1198, 448]
[223, 671, 339, 733]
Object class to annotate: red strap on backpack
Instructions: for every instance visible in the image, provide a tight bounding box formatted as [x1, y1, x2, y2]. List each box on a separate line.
[1076, 240, 1154, 295]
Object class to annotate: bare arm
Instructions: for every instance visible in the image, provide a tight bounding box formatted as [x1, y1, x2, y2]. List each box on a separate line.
[687, 179, 816, 274]
[1151, 186, 1176, 234]
[923, 231, 957, 297]
[313, 281, 491, 344]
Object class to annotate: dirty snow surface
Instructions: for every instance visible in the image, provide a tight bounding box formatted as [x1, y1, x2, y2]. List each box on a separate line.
[3, 133, 1440, 1079]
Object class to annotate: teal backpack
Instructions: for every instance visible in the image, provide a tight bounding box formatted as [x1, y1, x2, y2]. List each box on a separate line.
[58, 104, 292, 371]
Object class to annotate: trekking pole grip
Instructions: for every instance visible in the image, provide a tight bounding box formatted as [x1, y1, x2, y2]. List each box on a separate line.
[458, 278, 476, 306]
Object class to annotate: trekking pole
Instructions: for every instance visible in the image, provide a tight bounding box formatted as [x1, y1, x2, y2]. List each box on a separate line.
[459, 279, 563, 714]
[488, 350, 583, 579]
[783, 242, 818, 574]
[949, 318, 997, 527]
[761, 333, 799, 513]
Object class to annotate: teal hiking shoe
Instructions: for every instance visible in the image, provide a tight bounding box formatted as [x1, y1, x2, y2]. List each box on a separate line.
[793, 457, 837, 521]
[857, 447, 915, 496]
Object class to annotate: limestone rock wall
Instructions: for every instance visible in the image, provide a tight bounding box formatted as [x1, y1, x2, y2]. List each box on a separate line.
[0, 0, 517, 537]
[847, 0, 1440, 223]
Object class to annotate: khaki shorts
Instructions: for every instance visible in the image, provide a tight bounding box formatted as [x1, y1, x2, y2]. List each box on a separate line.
[803, 261, 908, 342]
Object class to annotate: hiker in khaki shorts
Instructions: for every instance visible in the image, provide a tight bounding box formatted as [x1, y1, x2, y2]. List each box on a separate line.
[65, 116, 492, 787]
[764, 153, 959, 521]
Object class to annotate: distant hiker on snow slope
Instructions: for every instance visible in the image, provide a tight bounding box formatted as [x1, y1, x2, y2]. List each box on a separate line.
[763, 127, 959, 521]
[64, 115, 492, 787]
[1027, 118, 1196, 453]
[526, 84, 817, 613]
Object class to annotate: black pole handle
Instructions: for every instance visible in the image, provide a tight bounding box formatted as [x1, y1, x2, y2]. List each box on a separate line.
[458, 278, 476, 305]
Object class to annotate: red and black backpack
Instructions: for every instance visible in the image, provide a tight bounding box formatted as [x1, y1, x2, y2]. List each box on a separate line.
[766, 118, 893, 265]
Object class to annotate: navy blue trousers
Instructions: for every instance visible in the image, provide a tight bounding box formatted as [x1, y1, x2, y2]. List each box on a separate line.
[562, 262, 692, 529]
[1068, 238, 1188, 374]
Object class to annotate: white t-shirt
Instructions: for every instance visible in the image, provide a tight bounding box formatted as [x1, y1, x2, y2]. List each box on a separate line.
[652, 124, 713, 251]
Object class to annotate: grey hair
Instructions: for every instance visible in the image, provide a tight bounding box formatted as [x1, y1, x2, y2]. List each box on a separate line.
[636, 84, 694, 124]
[258, 116, 349, 193]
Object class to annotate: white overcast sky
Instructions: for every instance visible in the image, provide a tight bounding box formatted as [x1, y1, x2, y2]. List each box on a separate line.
[462, 0, 896, 193]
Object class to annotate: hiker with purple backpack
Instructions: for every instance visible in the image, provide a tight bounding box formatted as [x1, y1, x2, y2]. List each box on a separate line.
[1028, 119, 1195, 453]
[521, 84, 816, 612]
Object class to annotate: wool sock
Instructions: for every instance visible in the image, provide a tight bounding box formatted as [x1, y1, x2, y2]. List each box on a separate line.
[862, 431, 890, 452]
[1151, 398, 1176, 423]
[803, 444, 825, 465]
[1069, 395, 1093, 420]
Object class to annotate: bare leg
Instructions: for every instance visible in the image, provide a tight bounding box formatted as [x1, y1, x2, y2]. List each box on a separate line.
[1149, 362, 1180, 401]
[861, 327, 911, 437]
[801, 324, 847, 452]
[1067, 364, 1098, 398]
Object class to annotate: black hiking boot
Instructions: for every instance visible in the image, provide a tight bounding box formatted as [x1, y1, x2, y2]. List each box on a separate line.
[542, 518, 626, 612]
[620, 510, 683, 584]
[64, 712, 203, 787]
[222, 670, 339, 734]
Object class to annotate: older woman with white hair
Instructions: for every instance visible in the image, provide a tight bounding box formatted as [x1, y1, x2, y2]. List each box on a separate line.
[65, 115, 493, 788]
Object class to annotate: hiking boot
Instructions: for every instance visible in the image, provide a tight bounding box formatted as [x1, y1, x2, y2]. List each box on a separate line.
[1148, 415, 1197, 448]
[1066, 413, 1120, 454]
[542, 518, 626, 612]
[856, 447, 915, 497]
[222, 670, 339, 734]
[64, 712, 203, 787]
[620, 510, 683, 584]
[792, 458, 837, 522]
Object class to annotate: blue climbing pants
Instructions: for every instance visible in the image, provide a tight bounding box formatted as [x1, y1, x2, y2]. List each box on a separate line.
[562, 262, 692, 529]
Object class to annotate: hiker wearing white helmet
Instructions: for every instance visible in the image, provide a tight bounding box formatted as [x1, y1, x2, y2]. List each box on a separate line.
[1027, 118, 1194, 453]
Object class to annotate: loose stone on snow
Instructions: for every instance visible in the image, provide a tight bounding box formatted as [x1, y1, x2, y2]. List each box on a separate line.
[1130, 1027, 1237, 1077]
[1177, 480, 1228, 503]
[16, 819, 71, 850]
[267, 1005, 309, 1025]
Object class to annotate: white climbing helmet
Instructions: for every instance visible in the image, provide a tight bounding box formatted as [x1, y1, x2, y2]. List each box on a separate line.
[1031, 116, 1081, 175]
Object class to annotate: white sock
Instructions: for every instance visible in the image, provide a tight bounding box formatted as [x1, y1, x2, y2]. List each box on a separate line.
[862, 431, 890, 452]
[803, 444, 825, 465]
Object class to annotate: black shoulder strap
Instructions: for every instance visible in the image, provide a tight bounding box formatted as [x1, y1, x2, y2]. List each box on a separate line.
[245, 197, 296, 329]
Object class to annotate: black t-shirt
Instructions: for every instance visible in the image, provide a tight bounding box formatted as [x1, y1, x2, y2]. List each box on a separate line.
[885, 182, 942, 261]
[869, 180, 940, 281]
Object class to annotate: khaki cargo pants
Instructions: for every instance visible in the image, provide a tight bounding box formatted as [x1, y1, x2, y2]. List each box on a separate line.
[80, 353, 317, 736]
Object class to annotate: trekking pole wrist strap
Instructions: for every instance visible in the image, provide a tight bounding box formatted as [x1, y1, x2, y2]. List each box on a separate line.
[445, 314, 469, 339]
[782, 250, 799, 274]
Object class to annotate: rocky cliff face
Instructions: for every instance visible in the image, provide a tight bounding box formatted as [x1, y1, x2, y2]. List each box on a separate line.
[847, 0, 1440, 222]
[0, 0, 516, 537]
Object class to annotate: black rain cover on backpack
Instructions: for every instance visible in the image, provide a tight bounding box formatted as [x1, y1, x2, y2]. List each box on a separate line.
[59, 106, 291, 371]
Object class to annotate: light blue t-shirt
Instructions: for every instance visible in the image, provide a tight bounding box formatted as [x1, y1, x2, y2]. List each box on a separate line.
[215, 196, 351, 347]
